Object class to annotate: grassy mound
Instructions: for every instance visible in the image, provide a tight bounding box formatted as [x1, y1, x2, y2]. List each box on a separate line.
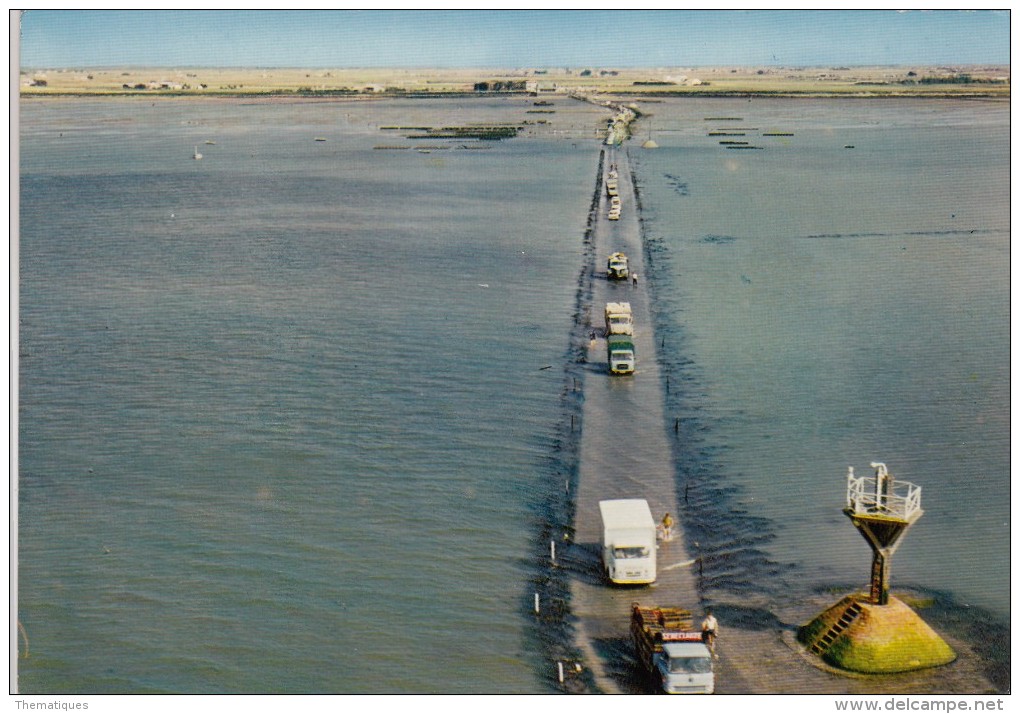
[800, 594, 956, 674]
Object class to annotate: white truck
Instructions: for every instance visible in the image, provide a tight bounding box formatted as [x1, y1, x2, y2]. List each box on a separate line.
[604, 302, 633, 336]
[631, 604, 715, 694]
[599, 499, 656, 584]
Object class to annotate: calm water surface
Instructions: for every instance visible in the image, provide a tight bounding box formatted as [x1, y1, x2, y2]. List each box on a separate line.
[630, 97, 1009, 617]
[19, 96, 603, 693]
[18, 95, 1009, 693]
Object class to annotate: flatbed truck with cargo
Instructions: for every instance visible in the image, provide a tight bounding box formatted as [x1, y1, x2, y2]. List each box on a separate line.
[631, 604, 715, 694]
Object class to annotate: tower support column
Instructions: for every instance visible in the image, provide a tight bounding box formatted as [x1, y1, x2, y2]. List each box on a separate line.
[870, 551, 890, 605]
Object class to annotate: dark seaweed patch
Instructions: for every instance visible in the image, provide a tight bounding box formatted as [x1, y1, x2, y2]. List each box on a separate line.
[663, 173, 689, 196]
[805, 229, 994, 239]
[702, 234, 738, 244]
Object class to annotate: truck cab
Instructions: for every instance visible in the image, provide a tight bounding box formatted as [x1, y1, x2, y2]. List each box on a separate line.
[656, 641, 715, 694]
[607, 334, 635, 374]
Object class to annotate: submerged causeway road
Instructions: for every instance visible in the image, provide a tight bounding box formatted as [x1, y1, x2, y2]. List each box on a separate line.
[566, 144, 702, 694]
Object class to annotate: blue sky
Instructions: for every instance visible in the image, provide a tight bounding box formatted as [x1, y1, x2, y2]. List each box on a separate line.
[17, 10, 1011, 68]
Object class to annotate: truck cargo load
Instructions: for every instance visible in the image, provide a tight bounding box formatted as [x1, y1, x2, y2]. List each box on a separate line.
[631, 604, 715, 694]
[599, 499, 656, 584]
[604, 302, 633, 336]
[607, 334, 635, 374]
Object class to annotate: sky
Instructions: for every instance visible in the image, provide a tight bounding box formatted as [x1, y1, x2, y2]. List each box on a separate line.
[16, 9, 1011, 69]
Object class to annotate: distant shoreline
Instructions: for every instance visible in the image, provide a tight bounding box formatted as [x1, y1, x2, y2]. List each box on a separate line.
[19, 91, 1011, 101]
[18, 65, 1009, 100]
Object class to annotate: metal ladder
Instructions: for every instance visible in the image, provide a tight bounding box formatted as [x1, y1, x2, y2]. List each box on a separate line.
[810, 600, 863, 655]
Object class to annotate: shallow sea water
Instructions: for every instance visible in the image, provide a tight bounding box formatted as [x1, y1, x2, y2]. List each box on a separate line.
[630, 97, 1009, 616]
[18, 96, 604, 693]
[17, 94, 1009, 693]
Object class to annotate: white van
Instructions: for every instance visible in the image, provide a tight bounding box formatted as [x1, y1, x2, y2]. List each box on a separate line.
[599, 499, 657, 584]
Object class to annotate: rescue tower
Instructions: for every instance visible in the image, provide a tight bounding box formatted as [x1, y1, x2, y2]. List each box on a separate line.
[797, 462, 955, 673]
[845, 462, 922, 605]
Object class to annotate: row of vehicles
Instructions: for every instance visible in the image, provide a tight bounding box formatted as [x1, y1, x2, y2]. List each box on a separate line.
[605, 301, 635, 376]
[605, 252, 634, 375]
[606, 168, 621, 220]
[598, 199, 714, 692]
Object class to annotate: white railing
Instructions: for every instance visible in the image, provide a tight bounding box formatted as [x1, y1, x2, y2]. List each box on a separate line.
[845, 463, 922, 521]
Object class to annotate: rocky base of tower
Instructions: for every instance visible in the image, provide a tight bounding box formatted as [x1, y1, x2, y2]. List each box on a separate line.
[798, 593, 956, 674]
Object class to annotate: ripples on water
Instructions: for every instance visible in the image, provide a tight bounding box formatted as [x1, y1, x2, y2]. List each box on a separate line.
[631, 98, 1009, 622]
[18, 95, 1009, 693]
[19, 97, 603, 693]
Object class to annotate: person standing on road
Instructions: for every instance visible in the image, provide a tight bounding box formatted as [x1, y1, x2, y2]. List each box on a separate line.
[660, 512, 674, 541]
[701, 610, 719, 658]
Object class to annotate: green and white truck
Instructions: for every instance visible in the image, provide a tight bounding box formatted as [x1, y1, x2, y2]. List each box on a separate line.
[607, 334, 635, 374]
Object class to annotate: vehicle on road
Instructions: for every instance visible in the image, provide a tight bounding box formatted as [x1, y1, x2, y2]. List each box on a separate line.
[631, 604, 715, 694]
[599, 499, 655, 583]
[604, 302, 634, 335]
[606, 334, 635, 375]
[607, 252, 629, 279]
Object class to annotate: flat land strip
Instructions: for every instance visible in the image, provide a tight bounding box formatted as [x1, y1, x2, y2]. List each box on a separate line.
[19, 65, 1009, 98]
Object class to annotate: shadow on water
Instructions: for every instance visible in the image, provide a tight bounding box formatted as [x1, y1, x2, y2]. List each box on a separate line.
[711, 603, 787, 633]
[591, 636, 650, 694]
[555, 541, 608, 587]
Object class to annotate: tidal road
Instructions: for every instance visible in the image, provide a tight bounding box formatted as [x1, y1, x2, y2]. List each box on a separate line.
[567, 146, 704, 694]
